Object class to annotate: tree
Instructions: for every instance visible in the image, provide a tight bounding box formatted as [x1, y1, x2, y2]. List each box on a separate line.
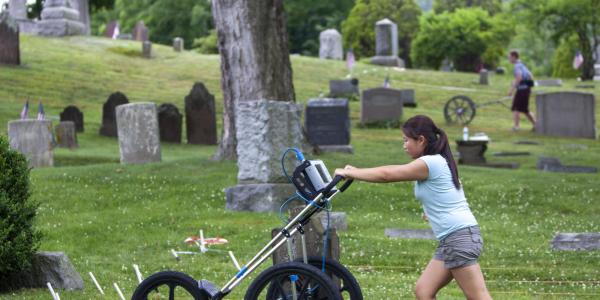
[212, 0, 295, 160]
[433, 0, 502, 15]
[552, 35, 581, 78]
[341, 0, 421, 66]
[513, 0, 600, 80]
[411, 8, 513, 71]
[285, 0, 355, 56]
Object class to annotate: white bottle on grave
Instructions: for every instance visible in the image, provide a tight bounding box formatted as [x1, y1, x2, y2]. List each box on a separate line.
[463, 126, 469, 141]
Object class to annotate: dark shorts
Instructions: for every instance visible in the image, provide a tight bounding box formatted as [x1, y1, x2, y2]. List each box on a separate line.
[512, 88, 531, 113]
[433, 226, 483, 269]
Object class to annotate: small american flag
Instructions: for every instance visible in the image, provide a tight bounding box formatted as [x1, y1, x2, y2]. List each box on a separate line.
[20, 101, 29, 120]
[573, 50, 584, 69]
[37, 102, 45, 120]
[346, 49, 355, 71]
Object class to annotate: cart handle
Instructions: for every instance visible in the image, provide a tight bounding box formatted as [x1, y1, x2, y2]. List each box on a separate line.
[322, 175, 354, 195]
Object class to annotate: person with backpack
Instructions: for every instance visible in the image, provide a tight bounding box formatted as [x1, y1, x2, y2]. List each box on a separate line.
[508, 50, 536, 131]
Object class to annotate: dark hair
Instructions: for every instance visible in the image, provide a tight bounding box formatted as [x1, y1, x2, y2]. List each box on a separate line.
[509, 50, 519, 59]
[402, 115, 460, 189]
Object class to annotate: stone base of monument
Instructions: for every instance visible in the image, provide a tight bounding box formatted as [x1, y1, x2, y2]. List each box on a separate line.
[317, 211, 347, 231]
[317, 145, 354, 154]
[225, 183, 297, 212]
[8, 119, 54, 168]
[8, 252, 84, 290]
[370, 56, 405, 67]
[385, 228, 435, 240]
[551, 233, 600, 251]
[37, 19, 84, 36]
[17, 19, 37, 34]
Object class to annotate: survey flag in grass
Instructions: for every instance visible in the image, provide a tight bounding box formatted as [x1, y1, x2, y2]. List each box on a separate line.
[37, 102, 45, 120]
[20, 101, 29, 120]
[573, 50, 583, 69]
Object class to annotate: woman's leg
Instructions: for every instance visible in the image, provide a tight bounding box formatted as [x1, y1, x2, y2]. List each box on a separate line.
[414, 259, 453, 300]
[512, 110, 520, 129]
[525, 111, 536, 126]
[450, 263, 492, 300]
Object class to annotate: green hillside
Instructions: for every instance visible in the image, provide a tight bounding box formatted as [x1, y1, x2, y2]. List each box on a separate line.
[0, 35, 599, 299]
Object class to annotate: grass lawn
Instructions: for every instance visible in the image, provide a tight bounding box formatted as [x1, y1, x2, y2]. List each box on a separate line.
[0, 35, 599, 299]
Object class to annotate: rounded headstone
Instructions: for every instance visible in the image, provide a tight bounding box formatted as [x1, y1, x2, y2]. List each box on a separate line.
[184, 82, 217, 145]
[479, 69, 489, 85]
[99, 91, 129, 137]
[319, 29, 343, 60]
[7, 119, 54, 167]
[173, 37, 184, 52]
[0, 12, 20, 66]
[116, 103, 161, 164]
[375, 18, 398, 57]
[142, 41, 152, 58]
[59, 105, 84, 132]
[55, 121, 78, 148]
[157, 103, 182, 143]
[133, 21, 148, 41]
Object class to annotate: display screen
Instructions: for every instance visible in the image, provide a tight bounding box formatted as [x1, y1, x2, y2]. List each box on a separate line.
[315, 163, 330, 183]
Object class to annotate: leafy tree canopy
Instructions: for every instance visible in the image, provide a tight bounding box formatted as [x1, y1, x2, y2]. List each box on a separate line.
[433, 0, 502, 15]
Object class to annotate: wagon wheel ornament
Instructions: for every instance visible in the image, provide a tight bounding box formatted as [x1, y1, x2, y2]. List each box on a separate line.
[444, 95, 477, 125]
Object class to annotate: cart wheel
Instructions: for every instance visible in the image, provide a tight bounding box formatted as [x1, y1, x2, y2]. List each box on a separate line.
[289, 257, 363, 300]
[131, 271, 209, 300]
[245, 262, 342, 300]
[444, 95, 476, 125]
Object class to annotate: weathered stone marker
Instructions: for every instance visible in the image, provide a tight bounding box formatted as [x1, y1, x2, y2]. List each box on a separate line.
[133, 21, 149, 41]
[319, 29, 343, 60]
[185, 82, 217, 145]
[479, 69, 489, 85]
[7, 119, 54, 167]
[157, 103, 182, 143]
[329, 79, 359, 98]
[9, 0, 27, 20]
[370, 18, 404, 67]
[535, 92, 596, 139]
[456, 140, 487, 165]
[115, 103, 161, 164]
[536, 79, 562, 87]
[318, 211, 348, 232]
[305, 98, 352, 153]
[9, 252, 84, 290]
[103, 20, 119, 38]
[173, 37, 184, 52]
[399, 89, 416, 107]
[360, 87, 403, 125]
[99, 92, 129, 137]
[70, 0, 91, 35]
[55, 121, 78, 148]
[225, 100, 303, 212]
[0, 12, 20, 66]
[37, 0, 85, 36]
[142, 41, 152, 58]
[60, 105, 84, 132]
[551, 233, 600, 251]
[385, 228, 436, 240]
[537, 156, 597, 173]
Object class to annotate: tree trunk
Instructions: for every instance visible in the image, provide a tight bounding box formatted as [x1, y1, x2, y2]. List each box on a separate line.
[211, 0, 295, 160]
[577, 29, 595, 80]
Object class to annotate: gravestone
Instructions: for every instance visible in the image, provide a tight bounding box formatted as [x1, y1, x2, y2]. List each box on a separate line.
[132, 21, 148, 41]
[157, 103, 182, 143]
[492, 151, 530, 157]
[99, 91, 129, 137]
[70, 0, 91, 35]
[116, 33, 132, 40]
[9, 0, 27, 20]
[535, 92, 596, 139]
[7, 119, 54, 167]
[115, 103, 161, 164]
[173, 37, 184, 52]
[595, 64, 600, 81]
[319, 29, 343, 60]
[305, 98, 352, 153]
[360, 87, 403, 124]
[318, 211, 347, 232]
[37, 0, 85, 36]
[496, 67, 506, 75]
[440, 59, 452, 72]
[399, 89, 416, 107]
[55, 121, 78, 148]
[59, 105, 84, 132]
[329, 79, 359, 98]
[0, 12, 20, 65]
[536, 156, 597, 173]
[9, 252, 84, 290]
[370, 18, 404, 67]
[514, 140, 541, 145]
[456, 140, 487, 165]
[385, 228, 436, 240]
[551, 233, 600, 251]
[479, 69, 489, 85]
[536, 79, 562, 87]
[184, 82, 217, 145]
[142, 41, 152, 58]
[225, 100, 303, 212]
[103, 20, 118, 38]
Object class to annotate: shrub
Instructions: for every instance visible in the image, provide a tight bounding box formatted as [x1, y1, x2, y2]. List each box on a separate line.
[0, 135, 41, 289]
[193, 30, 219, 54]
[552, 35, 581, 79]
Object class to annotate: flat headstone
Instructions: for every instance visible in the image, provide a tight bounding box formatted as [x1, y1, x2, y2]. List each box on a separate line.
[575, 84, 595, 89]
[537, 156, 597, 173]
[157, 103, 182, 143]
[103, 20, 118, 38]
[318, 211, 347, 232]
[360, 87, 403, 124]
[536, 79, 562, 87]
[7, 119, 54, 167]
[116, 33, 132, 40]
[551, 233, 600, 251]
[370, 18, 404, 67]
[329, 79, 359, 98]
[492, 151, 530, 157]
[514, 140, 541, 145]
[173, 37, 184, 52]
[142, 41, 152, 58]
[0, 12, 20, 66]
[479, 69, 489, 85]
[37, 0, 85, 36]
[133, 20, 148, 41]
[319, 29, 343, 60]
[59, 105, 84, 132]
[9, 252, 84, 290]
[99, 91, 129, 137]
[184, 82, 217, 145]
[385, 228, 435, 240]
[305, 98, 351, 146]
[55, 121, 78, 148]
[535, 92, 596, 139]
[115, 102, 161, 164]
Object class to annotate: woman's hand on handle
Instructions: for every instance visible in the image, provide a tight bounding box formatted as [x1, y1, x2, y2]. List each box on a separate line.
[334, 165, 356, 179]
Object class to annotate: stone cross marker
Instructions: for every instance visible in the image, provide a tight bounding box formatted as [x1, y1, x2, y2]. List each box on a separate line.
[185, 82, 217, 145]
[305, 98, 352, 153]
[329, 79, 359, 98]
[157, 103, 182, 143]
[37, 0, 85, 36]
[99, 92, 129, 137]
[535, 92, 596, 139]
[319, 29, 343, 60]
[142, 41, 152, 58]
[370, 18, 404, 67]
[133, 21, 149, 41]
[115, 103, 161, 164]
[55, 121, 78, 148]
[7, 119, 54, 168]
[0, 12, 20, 66]
[173, 37, 184, 52]
[360, 87, 403, 124]
[60, 105, 84, 132]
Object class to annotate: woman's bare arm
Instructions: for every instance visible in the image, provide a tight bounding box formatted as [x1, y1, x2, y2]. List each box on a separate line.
[334, 159, 429, 183]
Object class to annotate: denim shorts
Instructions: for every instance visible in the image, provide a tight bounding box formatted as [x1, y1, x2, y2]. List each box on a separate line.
[433, 226, 483, 269]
